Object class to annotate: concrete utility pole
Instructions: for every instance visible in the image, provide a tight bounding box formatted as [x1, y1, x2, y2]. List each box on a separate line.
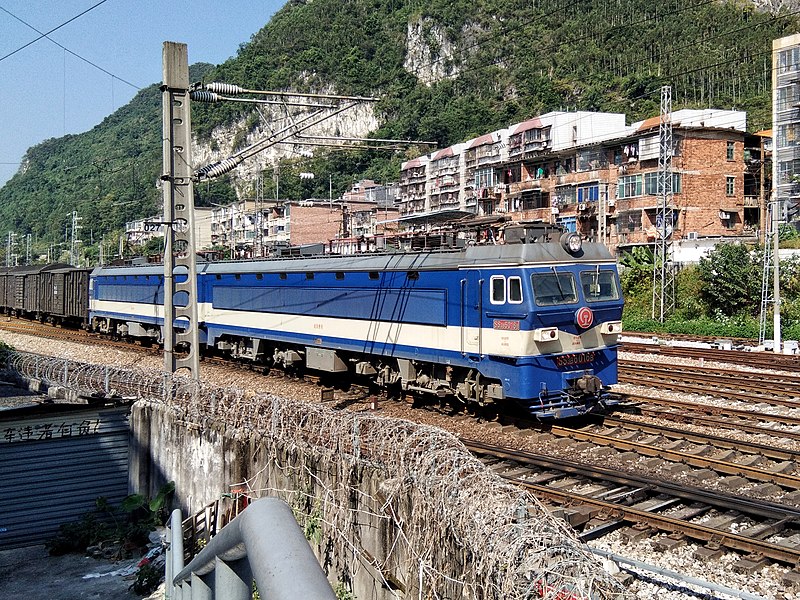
[773, 198, 781, 353]
[69, 210, 82, 266]
[161, 41, 200, 380]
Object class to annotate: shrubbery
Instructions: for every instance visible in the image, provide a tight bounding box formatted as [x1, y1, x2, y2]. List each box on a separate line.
[621, 242, 800, 341]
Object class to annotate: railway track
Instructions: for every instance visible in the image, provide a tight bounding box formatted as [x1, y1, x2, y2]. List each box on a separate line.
[491, 415, 800, 493]
[0, 317, 157, 354]
[619, 360, 800, 407]
[621, 340, 800, 369]
[466, 439, 800, 571]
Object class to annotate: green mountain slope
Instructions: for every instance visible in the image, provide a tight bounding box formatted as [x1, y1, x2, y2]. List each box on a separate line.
[1, 0, 797, 260]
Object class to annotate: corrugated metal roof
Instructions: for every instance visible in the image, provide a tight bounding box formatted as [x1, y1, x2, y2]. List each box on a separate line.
[511, 117, 543, 135]
[468, 133, 495, 148]
[431, 146, 455, 160]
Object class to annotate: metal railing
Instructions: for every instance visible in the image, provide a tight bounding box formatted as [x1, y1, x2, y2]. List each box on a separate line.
[166, 498, 336, 600]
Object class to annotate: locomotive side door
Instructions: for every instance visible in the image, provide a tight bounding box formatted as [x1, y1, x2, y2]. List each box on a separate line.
[460, 269, 483, 357]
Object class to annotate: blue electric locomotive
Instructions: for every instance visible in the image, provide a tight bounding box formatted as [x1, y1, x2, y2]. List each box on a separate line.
[89, 228, 623, 418]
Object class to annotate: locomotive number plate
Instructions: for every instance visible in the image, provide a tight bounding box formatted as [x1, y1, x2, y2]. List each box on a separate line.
[554, 351, 596, 368]
[493, 319, 520, 331]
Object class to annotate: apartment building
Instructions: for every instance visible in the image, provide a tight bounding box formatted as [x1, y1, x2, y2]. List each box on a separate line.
[774, 34, 800, 221]
[399, 109, 764, 254]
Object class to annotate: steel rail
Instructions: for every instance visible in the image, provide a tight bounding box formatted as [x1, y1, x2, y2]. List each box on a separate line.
[619, 373, 800, 408]
[546, 425, 800, 488]
[598, 415, 800, 462]
[621, 341, 800, 369]
[623, 402, 800, 439]
[463, 439, 800, 565]
[620, 362, 800, 392]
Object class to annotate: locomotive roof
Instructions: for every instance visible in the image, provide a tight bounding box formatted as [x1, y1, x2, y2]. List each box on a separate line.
[91, 242, 614, 277]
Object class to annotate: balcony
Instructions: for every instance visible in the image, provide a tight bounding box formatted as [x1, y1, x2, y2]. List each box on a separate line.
[744, 195, 759, 208]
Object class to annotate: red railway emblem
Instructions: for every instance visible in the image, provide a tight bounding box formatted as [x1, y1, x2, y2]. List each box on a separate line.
[575, 306, 594, 329]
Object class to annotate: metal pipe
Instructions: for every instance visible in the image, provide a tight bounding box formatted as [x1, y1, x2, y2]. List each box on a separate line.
[173, 498, 335, 600]
[589, 547, 767, 600]
[167, 508, 184, 600]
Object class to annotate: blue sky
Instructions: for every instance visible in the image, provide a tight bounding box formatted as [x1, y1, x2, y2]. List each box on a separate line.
[0, 0, 286, 187]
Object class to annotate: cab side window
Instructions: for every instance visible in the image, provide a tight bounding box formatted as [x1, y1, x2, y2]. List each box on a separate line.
[491, 275, 524, 304]
[508, 276, 522, 304]
[490, 276, 505, 304]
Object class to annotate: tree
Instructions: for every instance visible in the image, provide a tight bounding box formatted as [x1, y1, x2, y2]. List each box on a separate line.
[696, 243, 760, 317]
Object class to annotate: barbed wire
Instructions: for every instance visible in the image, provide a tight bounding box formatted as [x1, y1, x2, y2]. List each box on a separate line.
[3, 350, 628, 599]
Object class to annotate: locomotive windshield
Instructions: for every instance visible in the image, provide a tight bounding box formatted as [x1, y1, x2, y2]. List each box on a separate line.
[580, 268, 620, 302]
[531, 269, 578, 306]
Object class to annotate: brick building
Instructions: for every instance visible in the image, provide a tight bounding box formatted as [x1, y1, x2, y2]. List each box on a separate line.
[399, 109, 768, 255]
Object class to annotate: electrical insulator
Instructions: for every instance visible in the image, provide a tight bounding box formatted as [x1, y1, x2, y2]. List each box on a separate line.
[205, 82, 244, 95]
[299, 172, 315, 180]
[190, 91, 221, 103]
[196, 156, 244, 180]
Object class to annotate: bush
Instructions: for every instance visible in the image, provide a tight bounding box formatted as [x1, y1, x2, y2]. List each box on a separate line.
[46, 482, 174, 557]
[46, 513, 113, 556]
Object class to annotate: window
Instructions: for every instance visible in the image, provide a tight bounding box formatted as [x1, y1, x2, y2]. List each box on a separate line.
[617, 175, 643, 199]
[617, 210, 642, 233]
[279, 273, 287, 280]
[490, 276, 505, 304]
[490, 275, 523, 304]
[776, 124, 800, 148]
[577, 149, 608, 172]
[335, 272, 345, 280]
[580, 270, 620, 302]
[777, 85, 799, 111]
[508, 277, 522, 304]
[577, 184, 599, 203]
[306, 272, 315, 280]
[256, 273, 263, 280]
[369, 272, 379, 280]
[234, 274, 241, 280]
[726, 176, 735, 196]
[553, 185, 576, 206]
[644, 172, 658, 195]
[531, 271, 578, 306]
[779, 159, 800, 183]
[407, 271, 419, 280]
[644, 172, 682, 195]
[474, 168, 495, 189]
[673, 173, 682, 194]
[779, 47, 800, 74]
[505, 164, 522, 183]
[726, 141, 735, 161]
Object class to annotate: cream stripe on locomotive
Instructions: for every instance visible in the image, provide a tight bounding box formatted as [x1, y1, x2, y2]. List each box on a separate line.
[91, 300, 162, 321]
[200, 306, 622, 358]
[91, 298, 619, 358]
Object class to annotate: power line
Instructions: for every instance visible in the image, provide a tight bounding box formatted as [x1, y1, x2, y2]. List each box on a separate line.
[0, 1, 140, 90]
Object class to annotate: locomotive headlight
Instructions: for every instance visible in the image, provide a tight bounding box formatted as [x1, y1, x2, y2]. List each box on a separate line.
[600, 321, 622, 335]
[560, 231, 582, 254]
[534, 327, 559, 342]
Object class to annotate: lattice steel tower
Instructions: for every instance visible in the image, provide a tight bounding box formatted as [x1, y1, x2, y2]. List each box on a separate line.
[651, 86, 676, 322]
